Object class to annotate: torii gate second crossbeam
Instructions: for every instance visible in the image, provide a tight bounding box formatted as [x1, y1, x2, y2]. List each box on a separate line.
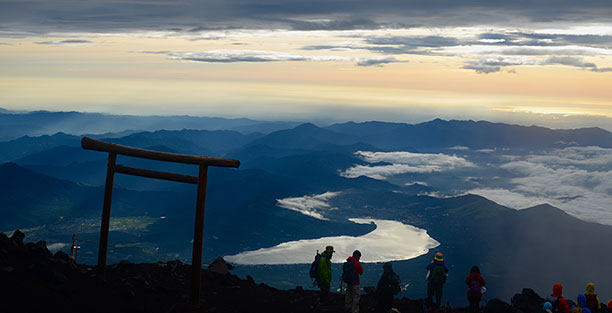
[81, 137, 240, 306]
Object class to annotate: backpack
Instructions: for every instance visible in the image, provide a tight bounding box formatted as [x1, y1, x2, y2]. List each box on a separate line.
[390, 274, 401, 295]
[548, 297, 563, 313]
[585, 294, 597, 312]
[469, 279, 482, 298]
[430, 264, 446, 284]
[309, 253, 322, 281]
[572, 306, 583, 313]
[342, 260, 357, 284]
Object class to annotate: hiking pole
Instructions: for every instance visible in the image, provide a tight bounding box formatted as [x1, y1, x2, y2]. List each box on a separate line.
[339, 277, 344, 294]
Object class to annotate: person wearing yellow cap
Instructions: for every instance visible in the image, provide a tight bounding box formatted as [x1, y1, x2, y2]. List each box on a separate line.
[426, 252, 448, 307]
[585, 283, 601, 313]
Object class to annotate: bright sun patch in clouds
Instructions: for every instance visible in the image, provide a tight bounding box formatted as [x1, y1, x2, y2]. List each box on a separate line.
[224, 218, 440, 264]
[341, 151, 476, 180]
[469, 146, 612, 225]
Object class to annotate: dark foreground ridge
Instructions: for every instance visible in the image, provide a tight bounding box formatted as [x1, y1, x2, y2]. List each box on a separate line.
[1, 231, 610, 313]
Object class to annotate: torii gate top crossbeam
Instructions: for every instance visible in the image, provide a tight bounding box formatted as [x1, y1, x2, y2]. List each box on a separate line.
[81, 136, 240, 167]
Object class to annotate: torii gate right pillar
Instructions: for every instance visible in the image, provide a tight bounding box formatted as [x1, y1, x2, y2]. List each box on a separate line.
[190, 164, 209, 306]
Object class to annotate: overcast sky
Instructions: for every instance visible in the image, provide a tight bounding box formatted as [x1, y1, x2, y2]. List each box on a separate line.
[1, 0, 611, 129]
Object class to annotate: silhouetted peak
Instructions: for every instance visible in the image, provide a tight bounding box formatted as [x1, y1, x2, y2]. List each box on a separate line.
[0, 162, 29, 174]
[521, 203, 569, 216]
[293, 122, 320, 130]
[0, 161, 19, 169]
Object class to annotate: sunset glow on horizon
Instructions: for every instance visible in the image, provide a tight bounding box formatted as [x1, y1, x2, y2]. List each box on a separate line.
[1, 1, 611, 129]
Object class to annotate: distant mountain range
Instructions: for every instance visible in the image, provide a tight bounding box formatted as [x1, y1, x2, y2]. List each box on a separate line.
[0, 109, 301, 141]
[2, 109, 611, 149]
[326, 119, 612, 149]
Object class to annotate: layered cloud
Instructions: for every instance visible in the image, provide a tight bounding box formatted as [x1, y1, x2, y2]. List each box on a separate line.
[462, 55, 612, 73]
[276, 192, 341, 220]
[224, 218, 439, 264]
[35, 39, 93, 46]
[303, 31, 612, 73]
[140, 50, 402, 67]
[342, 151, 476, 180]
[468, 146, 612, 225]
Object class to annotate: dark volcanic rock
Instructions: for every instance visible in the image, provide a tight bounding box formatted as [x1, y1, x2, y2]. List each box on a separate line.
[485, 299, 515, 313]
[511, 288, 544, 313]
[10, 230, 25, 245]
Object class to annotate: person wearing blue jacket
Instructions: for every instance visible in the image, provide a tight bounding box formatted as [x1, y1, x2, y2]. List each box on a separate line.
[573, 294, 593, 313]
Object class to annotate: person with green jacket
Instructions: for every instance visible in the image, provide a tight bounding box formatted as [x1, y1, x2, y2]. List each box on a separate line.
[317, 245, 335, 302]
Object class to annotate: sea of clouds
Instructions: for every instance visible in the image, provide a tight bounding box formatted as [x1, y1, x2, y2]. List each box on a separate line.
[341, 151, 476, 179]
[468, 146, 612, 225]
[339, 148, 612, 226]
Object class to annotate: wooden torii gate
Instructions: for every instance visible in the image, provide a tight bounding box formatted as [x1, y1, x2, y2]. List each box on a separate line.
[81, 137, 240, 306]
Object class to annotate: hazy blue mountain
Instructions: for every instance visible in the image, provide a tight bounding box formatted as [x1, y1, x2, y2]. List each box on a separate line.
[0, 133, 81, 163]
[0, 162, 98, 230]
[326, 121, 405, 137]
[227, 121, 303, 134]
[0, 162, 195, 231]
[108, 129, 264, 155]
[246, 123, 363, 150]
[0, 110, 300, 141]
[15, 145, 105, 167]
[327, 119, 612, 149]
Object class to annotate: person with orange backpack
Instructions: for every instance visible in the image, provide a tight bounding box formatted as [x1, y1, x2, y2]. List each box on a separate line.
[585, 283, 601, 313]
[465, 266, 486, 313]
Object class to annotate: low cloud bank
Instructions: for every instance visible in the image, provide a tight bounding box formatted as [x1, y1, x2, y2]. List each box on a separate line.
[276, 192, 341, 220]
[225, 218, 439, 264]
[341, 151, 475, 180]
[468, 146, 612, 225]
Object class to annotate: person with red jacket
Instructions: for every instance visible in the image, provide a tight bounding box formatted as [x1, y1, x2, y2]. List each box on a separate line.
[466, 265, 486, 313]
[547, 284, 571, 313]
[343, 250, 364, 313]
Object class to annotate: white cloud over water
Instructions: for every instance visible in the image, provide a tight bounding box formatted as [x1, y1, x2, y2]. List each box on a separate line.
[276, 192, 341, 220]
[341, 151, 476, 179]
[224, 218, 439, 264]
[468, 146, 612, 225]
